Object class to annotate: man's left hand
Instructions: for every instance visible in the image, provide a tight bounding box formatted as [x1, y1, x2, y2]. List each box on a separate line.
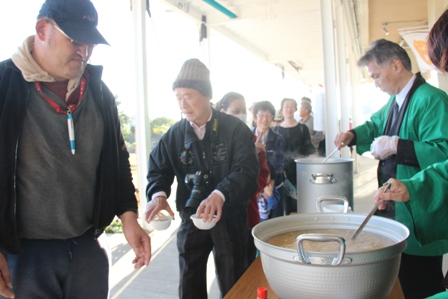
[374, 178, 410, 210]
[121, 212, 151, 269]
[195, 193, 224, 222]
[370, 135, 399, 160]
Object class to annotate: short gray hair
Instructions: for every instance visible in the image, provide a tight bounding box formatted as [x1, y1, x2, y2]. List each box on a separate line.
[357, 39, 412, 71]
[301, 101, 312, 113]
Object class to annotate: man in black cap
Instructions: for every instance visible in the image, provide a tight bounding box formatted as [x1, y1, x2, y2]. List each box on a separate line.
[145, 58, 259, 299]
[0, 0, 150, 298]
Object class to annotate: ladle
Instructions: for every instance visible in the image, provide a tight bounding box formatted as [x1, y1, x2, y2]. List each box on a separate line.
[351, 182, 391, 240]
[322, 148, 338, 163]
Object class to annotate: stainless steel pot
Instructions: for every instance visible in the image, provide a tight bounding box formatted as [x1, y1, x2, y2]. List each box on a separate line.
[252, 213, 409, 299]
[316, 195, 352, 213]
[296, 158, 354, 213]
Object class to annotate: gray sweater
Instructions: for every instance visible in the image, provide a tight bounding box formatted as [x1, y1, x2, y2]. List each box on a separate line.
[16, 82, 104, 239]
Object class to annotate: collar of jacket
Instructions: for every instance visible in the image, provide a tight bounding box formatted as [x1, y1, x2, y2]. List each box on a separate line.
[183, 108, 218, 149]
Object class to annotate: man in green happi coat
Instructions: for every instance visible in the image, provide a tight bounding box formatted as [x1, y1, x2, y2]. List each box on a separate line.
[334, 39, 448, 299]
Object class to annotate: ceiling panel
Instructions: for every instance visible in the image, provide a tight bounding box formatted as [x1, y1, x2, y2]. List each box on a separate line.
[157, 0, 428, 85]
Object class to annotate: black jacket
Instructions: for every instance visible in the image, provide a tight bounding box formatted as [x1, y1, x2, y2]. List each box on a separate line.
[0, 59, 137, 254]
[146, 109, 259, 219]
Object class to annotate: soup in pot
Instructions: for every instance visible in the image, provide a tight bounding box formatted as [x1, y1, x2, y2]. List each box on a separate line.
[266, 229, 394, 253]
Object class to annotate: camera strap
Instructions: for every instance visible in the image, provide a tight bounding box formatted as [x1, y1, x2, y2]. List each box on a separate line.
[201, 116, 218, 172]
[210, 117, 218, 147]
[183, 110, 219, 173]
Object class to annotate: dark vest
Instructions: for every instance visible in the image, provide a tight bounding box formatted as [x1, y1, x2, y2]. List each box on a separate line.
[376, 73, 425, 219]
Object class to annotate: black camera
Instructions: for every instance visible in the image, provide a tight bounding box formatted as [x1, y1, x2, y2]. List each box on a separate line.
[184, 171, 211, 208]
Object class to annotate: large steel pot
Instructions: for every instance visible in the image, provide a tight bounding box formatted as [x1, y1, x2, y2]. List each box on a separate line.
[252, 213, 409, 299]
[296, 158, 354, 213]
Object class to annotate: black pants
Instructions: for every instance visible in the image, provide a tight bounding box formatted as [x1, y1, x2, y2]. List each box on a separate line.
[318, 138, 326, 157]
[269, 186, 297, 218]
[177, 209, 247, 299]
[398, 253, 445, 299]
[243, 227, 257, 271]
[284, 195, 297, 215]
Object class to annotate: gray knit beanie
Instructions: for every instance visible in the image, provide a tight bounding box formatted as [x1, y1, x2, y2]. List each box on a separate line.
[172, 58, 213, 98]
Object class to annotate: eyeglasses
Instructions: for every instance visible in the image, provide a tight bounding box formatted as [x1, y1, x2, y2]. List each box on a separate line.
[50, 22, 96, 52]
[256, 113, 273, 119]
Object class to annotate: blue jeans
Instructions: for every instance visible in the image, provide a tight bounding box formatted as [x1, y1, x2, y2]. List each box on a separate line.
[1, 228, 109, 299]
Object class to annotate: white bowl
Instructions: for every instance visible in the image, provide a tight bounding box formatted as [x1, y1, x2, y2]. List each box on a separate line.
[190, 214, 217, 230]
[150, 214, 173, 231]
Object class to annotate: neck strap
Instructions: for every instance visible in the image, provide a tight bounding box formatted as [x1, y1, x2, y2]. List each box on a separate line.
[35, 77, 86, 115]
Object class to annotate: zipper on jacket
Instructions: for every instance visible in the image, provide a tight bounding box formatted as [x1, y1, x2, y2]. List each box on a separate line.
[12, 86, 30, 251]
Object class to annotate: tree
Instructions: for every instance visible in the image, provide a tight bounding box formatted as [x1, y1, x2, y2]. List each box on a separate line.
[114, 95, 176, 151]
[150, 117, 176, 148]
[115, 96, 136, 152]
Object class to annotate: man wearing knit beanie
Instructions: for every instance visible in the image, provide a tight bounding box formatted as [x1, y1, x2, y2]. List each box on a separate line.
[172, 58, 213, 99]
[146, 59, 259, 298]
[169, 58, 213, 127]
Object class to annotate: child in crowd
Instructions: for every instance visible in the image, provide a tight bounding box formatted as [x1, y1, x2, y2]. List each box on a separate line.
[258, 174, 281, 222]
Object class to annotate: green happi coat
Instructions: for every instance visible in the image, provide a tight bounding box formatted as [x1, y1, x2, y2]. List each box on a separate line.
[353, 82, 448, 256]
[401, 160, 448, 247]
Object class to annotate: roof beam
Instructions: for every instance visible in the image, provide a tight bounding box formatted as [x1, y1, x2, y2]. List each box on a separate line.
[210, 26, 269, 61]
[159, 0, 204, 23]
[158, 0, 269, 61]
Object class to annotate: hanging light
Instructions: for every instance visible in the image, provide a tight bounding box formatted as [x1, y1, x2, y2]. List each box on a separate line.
[382, 23, 389, 35]
[381, 20, 427, 36]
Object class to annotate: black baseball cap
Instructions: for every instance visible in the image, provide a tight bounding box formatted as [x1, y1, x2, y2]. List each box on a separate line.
[39, 0, 109, 45]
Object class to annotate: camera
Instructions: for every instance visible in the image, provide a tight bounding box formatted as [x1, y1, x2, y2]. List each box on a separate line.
[184, 171, 211, 208]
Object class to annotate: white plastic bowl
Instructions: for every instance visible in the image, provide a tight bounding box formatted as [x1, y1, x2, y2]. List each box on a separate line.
[150, 214, 173, 231]
[190, 214, 217, 230]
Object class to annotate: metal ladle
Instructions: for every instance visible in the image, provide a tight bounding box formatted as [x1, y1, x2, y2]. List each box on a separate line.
[351, 182, 391, 240]
[322, 148, 338, 163]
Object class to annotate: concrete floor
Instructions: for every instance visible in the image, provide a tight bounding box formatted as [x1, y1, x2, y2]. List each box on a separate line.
[105, 155, 448, 298]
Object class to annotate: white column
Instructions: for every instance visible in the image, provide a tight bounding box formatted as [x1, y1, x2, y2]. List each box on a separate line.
[349, 52, 361, 173]
[131, 0, 152, 231]
[320, 0, 339, 157]
[335, 2, 351, 159]
[427, 0, 448, 25]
